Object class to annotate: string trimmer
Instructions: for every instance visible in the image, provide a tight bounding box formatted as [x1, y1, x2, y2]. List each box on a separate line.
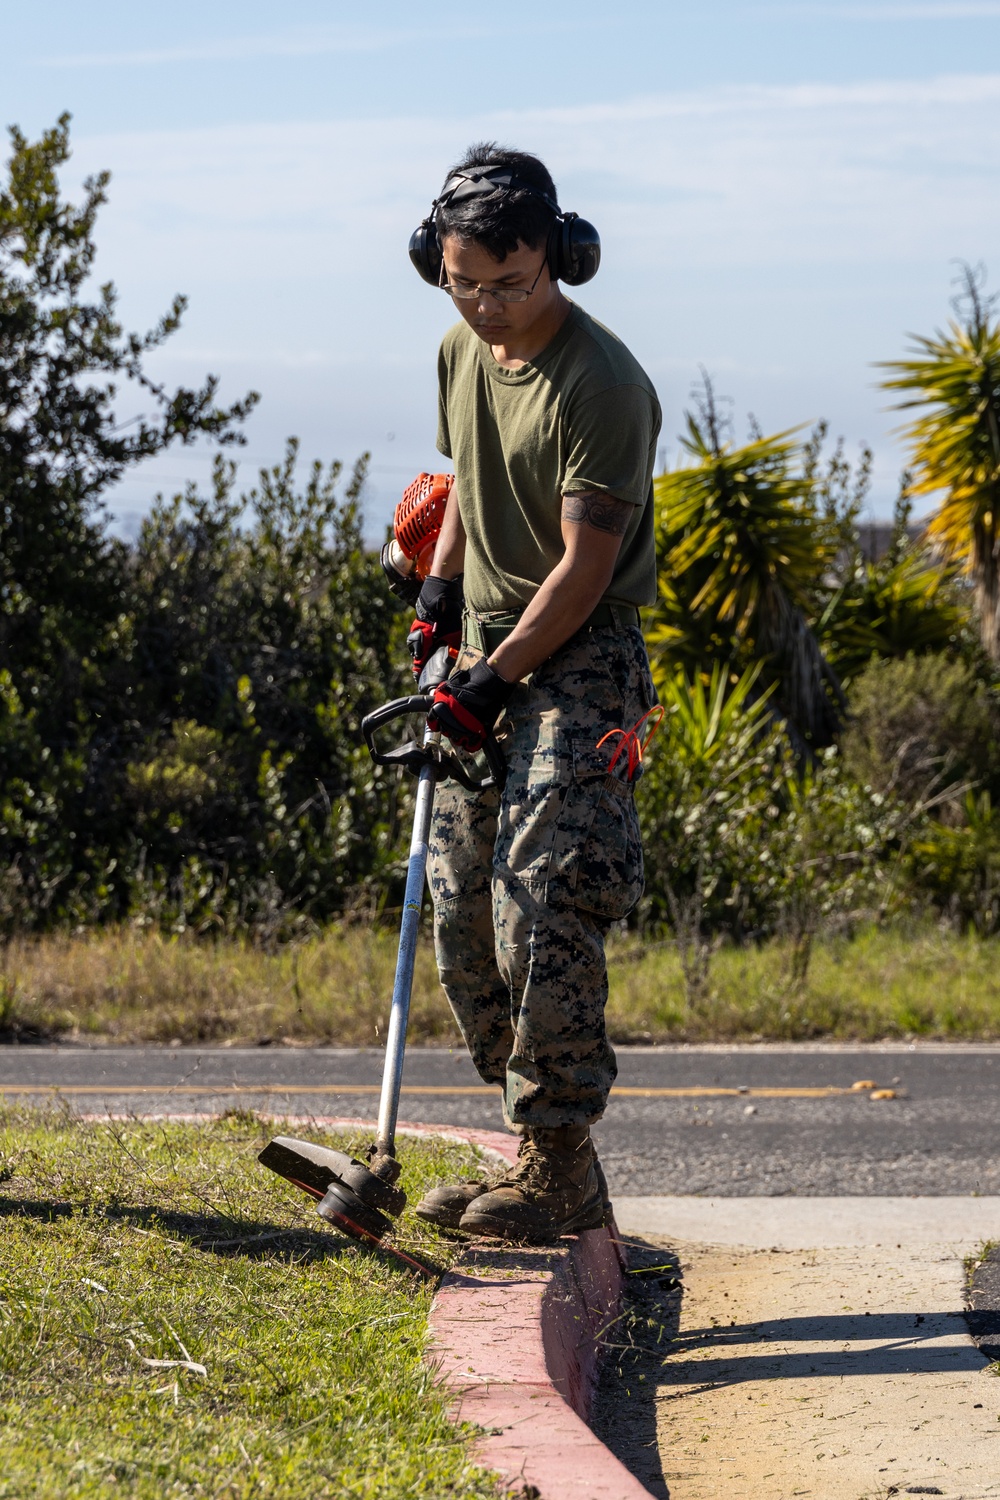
[258, 649, 504, 1245]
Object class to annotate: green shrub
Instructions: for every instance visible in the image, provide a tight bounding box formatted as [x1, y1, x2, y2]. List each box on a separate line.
[0, 451, 413, 938]
[638, 666, 913, 993]
[748, 746, 910, 982]
[906, 791, 1000, 935]
[840, 652, 1000, 808]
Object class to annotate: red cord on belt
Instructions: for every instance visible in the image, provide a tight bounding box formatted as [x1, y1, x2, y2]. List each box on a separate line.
[596, 705, 665, 783]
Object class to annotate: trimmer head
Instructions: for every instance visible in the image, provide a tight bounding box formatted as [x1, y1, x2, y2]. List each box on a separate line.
[259, 1135, 406, 1245]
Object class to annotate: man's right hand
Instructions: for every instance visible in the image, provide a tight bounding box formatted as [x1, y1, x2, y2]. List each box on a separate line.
[407, 574, 464, 681]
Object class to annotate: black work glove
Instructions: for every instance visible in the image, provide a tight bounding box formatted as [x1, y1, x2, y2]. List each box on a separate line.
[407, 574, 464, 682]
[379, 541, 422, 605]
[428, 658, 515, 753]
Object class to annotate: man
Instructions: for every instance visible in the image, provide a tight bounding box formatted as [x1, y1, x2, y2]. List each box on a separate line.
[400, 143, 660, 1242]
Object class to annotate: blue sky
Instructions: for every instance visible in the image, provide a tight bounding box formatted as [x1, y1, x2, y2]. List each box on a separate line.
[5, 1, 1000, 534]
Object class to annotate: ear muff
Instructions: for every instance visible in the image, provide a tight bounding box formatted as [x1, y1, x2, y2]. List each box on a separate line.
[408, 218, 443, 286]
[409, 168, 601, 287]
[546, 212, 601, 287]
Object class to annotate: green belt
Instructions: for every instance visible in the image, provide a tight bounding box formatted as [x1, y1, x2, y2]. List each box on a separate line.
[464, 601, 640, 657]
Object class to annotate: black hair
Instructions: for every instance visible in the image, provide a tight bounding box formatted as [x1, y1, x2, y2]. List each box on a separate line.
[434, 142, 558, 262]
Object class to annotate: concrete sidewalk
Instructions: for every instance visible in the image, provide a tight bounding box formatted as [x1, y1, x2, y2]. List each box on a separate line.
[613, 1198, 1000, 1500]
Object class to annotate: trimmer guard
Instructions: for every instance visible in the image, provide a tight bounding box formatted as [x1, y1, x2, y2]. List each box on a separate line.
[259, 1135, 405, 1214]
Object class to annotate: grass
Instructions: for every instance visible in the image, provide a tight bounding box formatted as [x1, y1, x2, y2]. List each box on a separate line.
[0, 928, 452, 1047]
[0, 1108, 496, 1499]
[1, 921, 999, 1046]
[605, 923, 1000, 1042]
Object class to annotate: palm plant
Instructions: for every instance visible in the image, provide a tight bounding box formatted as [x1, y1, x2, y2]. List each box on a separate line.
[879, 265, 1000, 662]
[818, 547, 966, 680]
[653, 659, 775, 772]
[638, 662, 782, 998]
[648, 380, 845, 747]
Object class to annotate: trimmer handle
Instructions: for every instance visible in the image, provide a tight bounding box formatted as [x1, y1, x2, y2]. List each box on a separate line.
[362, 695, 506, 792]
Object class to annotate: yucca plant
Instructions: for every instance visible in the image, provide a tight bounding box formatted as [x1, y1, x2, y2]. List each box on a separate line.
[638, 663, 783, 998]
[879, 265, 1000, 662]
[648, 381, 845, 747]
[819, 546, 967, 680]
[652, 659, 775, 771]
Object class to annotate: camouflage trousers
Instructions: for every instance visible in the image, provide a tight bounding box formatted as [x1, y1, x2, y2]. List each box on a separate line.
[427, 622, 656, 1128]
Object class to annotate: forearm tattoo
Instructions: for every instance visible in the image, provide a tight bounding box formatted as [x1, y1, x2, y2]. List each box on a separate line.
[561, 491, 633, 536]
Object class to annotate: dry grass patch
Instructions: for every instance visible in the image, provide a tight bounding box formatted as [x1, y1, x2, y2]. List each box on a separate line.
[0, 927, 456, 1046]
[604, 924, 1000, 1041]
[2, 922, 999, 1046]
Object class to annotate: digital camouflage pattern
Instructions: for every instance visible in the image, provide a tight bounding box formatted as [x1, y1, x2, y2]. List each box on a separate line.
[427, 622, 656, 1127]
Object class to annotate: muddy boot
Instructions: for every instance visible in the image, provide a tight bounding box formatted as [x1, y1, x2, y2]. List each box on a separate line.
[592, 1149, 614, 1228]
[414, 1179, 490, 1231]
[457, 1125, 605, 1244]
[415, 1145, 612, 1232]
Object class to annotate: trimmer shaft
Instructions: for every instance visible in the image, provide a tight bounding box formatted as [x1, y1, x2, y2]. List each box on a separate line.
[257, 680, 504, 1246]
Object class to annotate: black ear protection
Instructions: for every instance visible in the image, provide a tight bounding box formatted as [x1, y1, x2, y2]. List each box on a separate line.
[408, 166, 601, 289]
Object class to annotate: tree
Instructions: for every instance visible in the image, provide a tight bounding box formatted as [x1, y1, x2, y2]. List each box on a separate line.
[879, 264, 1000, 663]
[124, 443, 407, 929]
[0, 116, 417, 938]
[0, 114, 256, 724]
[0, 442, 411, 938]
[648, 377, 845, 747]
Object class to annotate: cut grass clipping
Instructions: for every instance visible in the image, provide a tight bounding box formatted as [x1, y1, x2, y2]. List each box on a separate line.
[0, 1109, 496, 1499]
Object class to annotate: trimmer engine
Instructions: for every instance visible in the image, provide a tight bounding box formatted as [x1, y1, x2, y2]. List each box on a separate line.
[394, 472, 453, 579]
[380, 472, 454, 602]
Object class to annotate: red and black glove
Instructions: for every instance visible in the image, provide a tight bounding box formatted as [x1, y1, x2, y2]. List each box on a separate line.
[407, 575, 463, 681]
[428, 659, 515, 753]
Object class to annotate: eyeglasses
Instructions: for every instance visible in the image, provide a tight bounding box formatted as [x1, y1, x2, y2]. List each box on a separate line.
[440, 259, 546, 304]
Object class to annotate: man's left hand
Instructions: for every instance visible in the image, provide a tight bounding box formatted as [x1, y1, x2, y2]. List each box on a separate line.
[428, 659, 515, 752]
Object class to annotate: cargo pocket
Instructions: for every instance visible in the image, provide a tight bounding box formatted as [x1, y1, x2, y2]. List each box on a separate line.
[550, 741, 644, 921]
[493, 735, 568, 890]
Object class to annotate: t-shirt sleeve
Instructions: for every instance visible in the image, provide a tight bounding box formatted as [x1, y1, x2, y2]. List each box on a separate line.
[436, 342, 452, 459]
[561, 383, 659, 506]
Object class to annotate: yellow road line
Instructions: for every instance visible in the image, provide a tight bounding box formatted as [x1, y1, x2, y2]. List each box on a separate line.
[0, 1082, 861, 1099]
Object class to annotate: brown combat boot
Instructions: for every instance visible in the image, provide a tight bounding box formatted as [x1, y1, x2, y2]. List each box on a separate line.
[457, 1124, 606, 1244]
[414, 1179, 490, 1231]
[415, 1147, 612, 1235]
[592, 1152, 613, 1227]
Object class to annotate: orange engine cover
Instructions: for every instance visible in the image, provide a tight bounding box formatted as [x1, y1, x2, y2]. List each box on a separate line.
[393, 472, 454, 580]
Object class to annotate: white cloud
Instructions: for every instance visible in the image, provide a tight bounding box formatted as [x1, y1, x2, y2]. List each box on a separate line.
[70, 69, 1000, 519]
[43, 34, 373, 69]
[65, 69, 1000, 367]
[40, 22, 495, 69]
[522, 72, 1000, 121]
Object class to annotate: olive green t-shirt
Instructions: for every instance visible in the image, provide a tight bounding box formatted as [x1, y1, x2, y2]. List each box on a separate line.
[436, 303, 661, 613]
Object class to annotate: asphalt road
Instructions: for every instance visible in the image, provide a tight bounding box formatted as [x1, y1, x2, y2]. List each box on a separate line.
[2, 1042, 998, 1197]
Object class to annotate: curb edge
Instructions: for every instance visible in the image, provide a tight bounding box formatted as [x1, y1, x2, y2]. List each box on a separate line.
[423, 1124, 652, 1500]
